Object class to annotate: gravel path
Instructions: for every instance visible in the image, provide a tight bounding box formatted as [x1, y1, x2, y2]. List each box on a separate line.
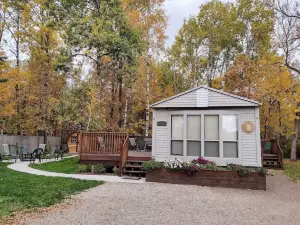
[22, 172, 300, 225]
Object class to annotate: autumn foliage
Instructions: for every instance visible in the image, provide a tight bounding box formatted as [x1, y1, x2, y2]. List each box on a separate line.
[0, 0, 300, 159]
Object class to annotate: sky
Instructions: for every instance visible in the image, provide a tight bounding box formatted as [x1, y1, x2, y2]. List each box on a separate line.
[164, 0, 204, 46]
[164, 0, 235, 47]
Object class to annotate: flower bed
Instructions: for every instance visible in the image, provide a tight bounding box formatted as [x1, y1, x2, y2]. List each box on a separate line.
[144, 158, 267, 190]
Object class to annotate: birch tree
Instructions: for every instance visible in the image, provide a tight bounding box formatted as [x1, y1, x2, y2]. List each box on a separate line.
[123, 0, 167, 136]
[276, 0, 300, 160]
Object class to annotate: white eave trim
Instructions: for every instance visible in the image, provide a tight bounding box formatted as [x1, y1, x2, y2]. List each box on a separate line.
[151, 86, 261, 108]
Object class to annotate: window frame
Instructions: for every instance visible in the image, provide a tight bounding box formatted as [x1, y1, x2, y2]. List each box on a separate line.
[204, 115, 220, 158]
[186, 115, 201, 157]
[170, 114, 184, 156]
[222, 114, 239, 159]
[71, 136, 77, 144]
[168, 110, 241, 164]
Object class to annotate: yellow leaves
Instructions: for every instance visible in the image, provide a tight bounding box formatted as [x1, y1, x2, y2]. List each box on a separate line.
[102, 56, 112, 64]
[211, 77, 222, 89]
[0, 71, 16, 117]
[224, 53, 299, 139]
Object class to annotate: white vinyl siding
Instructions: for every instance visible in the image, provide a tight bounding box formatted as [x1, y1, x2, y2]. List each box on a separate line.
[156, 91, 196, 108]
[153, 110, 169, 161]
[208, 91, 256, 107]
[152, 87, 259, 108]
[239, 108, 258, 166]
[196, 89, 208, 107]
[152, 107, 260, 167]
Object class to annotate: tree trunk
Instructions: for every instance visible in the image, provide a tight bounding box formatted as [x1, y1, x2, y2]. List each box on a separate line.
[110, 79, 115, 120]
[42, 50, 50, 144]
[86, 100, 92, 131]
[291, 118, 299, 161]
[145, 46, 150, 137]
[193, 47, 198, 87]
[118, 77, 123, 128]
[124, 87, 130, 127]
[0, 120, 4, 147]
[15, 8, 21, 134]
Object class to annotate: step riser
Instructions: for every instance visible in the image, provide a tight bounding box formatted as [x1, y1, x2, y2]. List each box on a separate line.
[122, 160, 146, 178]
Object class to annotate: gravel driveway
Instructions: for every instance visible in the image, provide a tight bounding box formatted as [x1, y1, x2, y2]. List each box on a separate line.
[22, 172, 300, 225]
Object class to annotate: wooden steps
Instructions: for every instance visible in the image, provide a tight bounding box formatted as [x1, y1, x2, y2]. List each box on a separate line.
[122, 160, 146, 179]
[263, 154, 282, 168]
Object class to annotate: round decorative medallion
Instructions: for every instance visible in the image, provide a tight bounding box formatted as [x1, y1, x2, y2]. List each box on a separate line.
[242, 121, 255, 133]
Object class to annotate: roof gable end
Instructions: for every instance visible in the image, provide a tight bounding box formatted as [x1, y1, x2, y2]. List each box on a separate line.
[151, 86, 261, 108]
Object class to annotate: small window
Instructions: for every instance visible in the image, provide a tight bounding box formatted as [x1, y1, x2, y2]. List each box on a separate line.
[204, 115, 219, 157]
[187, 115, 201, 156]
[71, 136, 77, 144]
[223, 115, 238, 158]
[171, 115, 183, 155]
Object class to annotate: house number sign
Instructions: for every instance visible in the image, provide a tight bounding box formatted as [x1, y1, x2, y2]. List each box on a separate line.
[157, 121, 167, 126]
[242, 121, 255, 133]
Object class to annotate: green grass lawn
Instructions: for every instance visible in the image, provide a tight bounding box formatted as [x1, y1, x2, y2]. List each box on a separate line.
[284, 160, 300, 181]
[0, 162, 103, 218]
[30, 157, 80, 174]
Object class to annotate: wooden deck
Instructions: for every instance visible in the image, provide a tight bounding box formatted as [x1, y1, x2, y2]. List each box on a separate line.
[128, 151, 152, 161]
[77, 132, 151, 174]
[80, 151, 152, 165]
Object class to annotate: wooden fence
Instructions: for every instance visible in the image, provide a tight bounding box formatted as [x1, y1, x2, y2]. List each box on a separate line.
[0, 135, 60, 151]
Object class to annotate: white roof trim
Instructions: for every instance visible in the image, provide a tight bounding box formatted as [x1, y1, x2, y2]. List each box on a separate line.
[151, 86, 261, 107]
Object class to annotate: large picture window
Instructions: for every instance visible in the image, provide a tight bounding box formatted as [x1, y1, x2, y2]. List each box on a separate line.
[187, 115, 201, 156]
[171, 115, 183, 155]
[204, 115, 219, 157]
[223, 115, 238, 158]
[169, 112, 239, 160]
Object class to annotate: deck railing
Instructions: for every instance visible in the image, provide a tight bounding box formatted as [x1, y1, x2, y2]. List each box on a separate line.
[261, 139, 283, 168]
[78, 132, 128, 155]
[119, 137, 129, 175]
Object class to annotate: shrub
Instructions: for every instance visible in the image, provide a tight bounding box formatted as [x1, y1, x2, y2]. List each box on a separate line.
[254, 167, 268, 175]
[113, 166, 119, 175]
[143, 160, 162, 171]
[93, 164, 106, 174]
[280, 139, 300, 159]
[198, 162, 217, 171]
[76, 164, 92, 173]
[227, 164, 252, 176]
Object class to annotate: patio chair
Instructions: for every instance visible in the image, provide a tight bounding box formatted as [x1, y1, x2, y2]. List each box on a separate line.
[54, 145, 64, 160]
[1, 144, 10, 161]
[144, 142, 152, 152]
[136, 137, 146, 151]
[19, 146, 29, 161]
[45, 145, 64, 160]
[39, 144, 46, 152]
[31, 148, 44, 163]
[62, 144, 69, 153]
[129, 138, 136, 150]
[144, 137, 152, 152]
[38, 144, 47, 160]
[8, 145, 19, 162]
[97, 137, 105, 152]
